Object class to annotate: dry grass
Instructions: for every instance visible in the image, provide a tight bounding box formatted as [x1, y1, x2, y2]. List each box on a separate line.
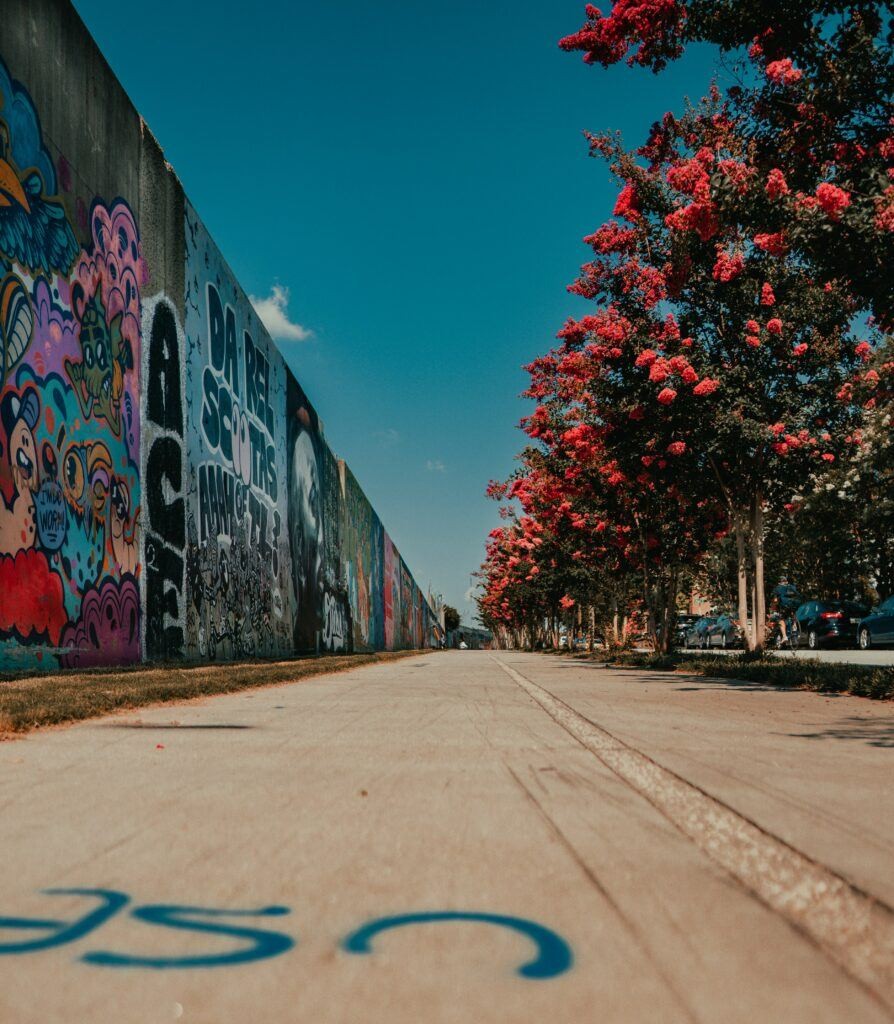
[0, 650, 430, 738]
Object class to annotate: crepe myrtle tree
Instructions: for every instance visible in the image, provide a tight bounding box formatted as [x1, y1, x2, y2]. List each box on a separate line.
[519, 295, 729, 654]
[560, 1, 894, 324]
[537, 93, 877, 650]
[477, 503, 574, 650]
[491, 452, 644, 649]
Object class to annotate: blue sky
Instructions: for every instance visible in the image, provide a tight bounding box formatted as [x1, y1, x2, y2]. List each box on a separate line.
[73, 0, 718, 623]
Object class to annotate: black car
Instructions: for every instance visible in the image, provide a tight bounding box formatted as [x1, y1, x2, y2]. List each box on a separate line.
[705, 613, 744, 649]
[792, 600, 870, 650]
[685, 616, 716, 649]
[857, 596, 894, 649]
[672, 614, 699, 647]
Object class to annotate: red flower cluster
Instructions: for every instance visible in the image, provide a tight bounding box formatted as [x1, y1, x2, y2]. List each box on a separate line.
[613, 183, 642, 221]
[665, 200, 720, 241]
[558, 0, 686, 69]
[712, 250, 744, 282]
[765, 169, 790, 200]
[753, 232, 787, 256]
[815, 183, 851, 220]
[765, 59, 802, 86]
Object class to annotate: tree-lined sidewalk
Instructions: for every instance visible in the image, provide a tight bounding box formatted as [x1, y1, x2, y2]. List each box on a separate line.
[479, 1, 893, 652]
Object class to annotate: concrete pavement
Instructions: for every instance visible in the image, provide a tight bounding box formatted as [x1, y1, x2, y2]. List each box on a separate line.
[1, 651, 892, 1023]
[686, 646, 894, 666]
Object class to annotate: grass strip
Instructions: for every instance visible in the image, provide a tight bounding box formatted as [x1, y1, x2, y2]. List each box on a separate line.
[582, 650, 894, 699]
[0, 650, 429, 737]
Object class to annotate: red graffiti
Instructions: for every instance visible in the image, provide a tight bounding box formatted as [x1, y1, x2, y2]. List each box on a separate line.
[0, 549, 67, 644]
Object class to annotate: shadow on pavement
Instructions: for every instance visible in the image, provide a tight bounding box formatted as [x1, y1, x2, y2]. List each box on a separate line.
[783, 717, 894, 748]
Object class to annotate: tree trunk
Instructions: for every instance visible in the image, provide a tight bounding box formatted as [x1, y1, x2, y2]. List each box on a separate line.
[751, 494, 767, 652]
[734, 514, 754, 651]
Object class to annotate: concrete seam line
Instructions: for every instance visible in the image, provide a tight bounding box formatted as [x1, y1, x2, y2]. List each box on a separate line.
[490, 655, 894, 1015]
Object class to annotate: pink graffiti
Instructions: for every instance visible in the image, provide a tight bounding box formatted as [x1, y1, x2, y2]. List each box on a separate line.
[31, 277, 79, 381]
[60, 576, 140, 668]
[74, 202, 147, 354]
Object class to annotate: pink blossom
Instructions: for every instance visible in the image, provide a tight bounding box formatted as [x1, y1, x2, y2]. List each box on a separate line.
[635, 349, 658, 368]
[766, 318, 783, 335]
[745, 335, 761, 348]
[667, 441, 687, 455]
[559, 595, 576, 610]
[854, 340, 872, 361]
[745, 319, 760, 334]
[760, 282, 776, 306]
[712, 251, 745, 282]
[692, 378, 719, 396]
[681, 365, 699, 384]
[816, 183, 851, 220]
[649, 360, 670, 383]
[793, 343, 808, 357]
[820, 453, 835, 463]
[766, 58, 803, 86]
[613, 183, 641, 222]
[657, 387, 677, 405]
[765, 169, 790, 199]
[753, 232, 788, 256]
[770, 422, 786, 435]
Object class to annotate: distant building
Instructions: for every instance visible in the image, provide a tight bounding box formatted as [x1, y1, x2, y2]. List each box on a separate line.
[447, 625, 492, 650]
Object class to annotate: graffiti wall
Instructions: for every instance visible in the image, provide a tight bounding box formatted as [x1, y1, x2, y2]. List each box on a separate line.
[0, 9, 439, 673]
[286, 375, 352, 654]
[340, 463, 378, 654]
[0, 56, 143, 670]
[184, 205, 292, 661]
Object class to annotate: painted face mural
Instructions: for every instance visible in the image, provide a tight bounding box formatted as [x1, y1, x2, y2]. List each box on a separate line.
[0, 58, 143, 669]
[286, 376, 353, 654]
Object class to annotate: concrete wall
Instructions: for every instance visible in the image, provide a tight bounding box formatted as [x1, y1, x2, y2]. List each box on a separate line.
[0, 0, 440, 670]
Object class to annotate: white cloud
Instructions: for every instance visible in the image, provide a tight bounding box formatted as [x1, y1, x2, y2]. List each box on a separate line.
[426, 459, 446, 473]
[249, 285, 312, 342]
[375, 428, 401, 448]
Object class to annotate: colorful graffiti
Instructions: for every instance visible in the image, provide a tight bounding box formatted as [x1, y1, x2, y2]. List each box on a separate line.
[340, 463, 376, 653]
[184, 206, 291, 660]
[0, 58, 143, 670]
[0, 38, 439, 673]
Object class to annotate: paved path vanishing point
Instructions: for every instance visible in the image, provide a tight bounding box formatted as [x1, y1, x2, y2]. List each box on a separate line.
[2, 651, 893, 1024]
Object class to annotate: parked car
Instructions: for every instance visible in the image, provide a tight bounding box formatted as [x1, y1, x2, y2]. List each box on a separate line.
[857, 596, 894, 649]
[672, 614, 699, 647]
[792, 600, 870, 649]
[705, 612, 744, 649]
[685, 616, 716, 649]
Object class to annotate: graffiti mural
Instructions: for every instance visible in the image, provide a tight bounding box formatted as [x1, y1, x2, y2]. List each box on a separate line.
[340, 462, 376, 653]
[287, 375, 351, 654]
[141, 295, 186, 660]
[184, 205, 291, 660]
[0, 36, 438, 672]
[0, 58, 143, 670]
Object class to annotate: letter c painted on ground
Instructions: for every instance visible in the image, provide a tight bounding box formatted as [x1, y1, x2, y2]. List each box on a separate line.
[341, 911, 574, 979]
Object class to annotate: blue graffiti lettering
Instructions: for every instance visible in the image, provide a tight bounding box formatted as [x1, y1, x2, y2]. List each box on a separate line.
[82, 903, 293, 969]
[341, 911, 574, 979]
[0, 888, 128, 955]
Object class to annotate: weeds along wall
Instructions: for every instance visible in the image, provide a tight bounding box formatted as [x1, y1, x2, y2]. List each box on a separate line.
[0, 0, 441, 670]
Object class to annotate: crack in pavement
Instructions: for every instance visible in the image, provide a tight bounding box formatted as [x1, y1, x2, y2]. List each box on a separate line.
[491, 655, 894, 1018]
[505, 762, 701, 1024]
